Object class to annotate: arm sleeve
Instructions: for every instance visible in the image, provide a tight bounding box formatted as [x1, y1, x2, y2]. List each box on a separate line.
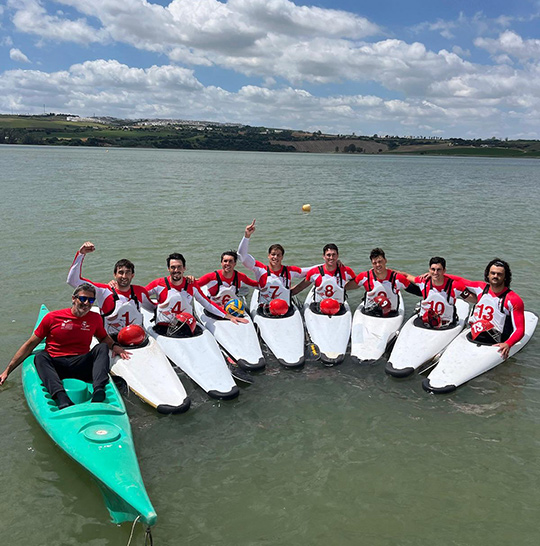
[238, 272, 259, 288]
[505, 295, 526, 347]
[139, 288, 157, 313]
[67, 252, 90, 288]
[193, 287, 227, 318]
[446, 274, 486, 295]
[237, 237, 256, 270]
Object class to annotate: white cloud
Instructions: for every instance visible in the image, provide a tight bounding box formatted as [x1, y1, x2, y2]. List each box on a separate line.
[8, 0, 109, 45]
[10, 48, 31, 63]
[475, 30, 540, 61]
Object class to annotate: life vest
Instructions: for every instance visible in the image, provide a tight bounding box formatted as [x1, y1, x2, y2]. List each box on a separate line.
[209, 270, 240, 306]
[363, 269, 400, 311]
[258, 265, 291, 304]
[313, 265, 347, 303]
[155, 277, 193, 324]
[420, 277, 456, 325]
[102, 286, 143, 335]
[470, 285, 511, 335]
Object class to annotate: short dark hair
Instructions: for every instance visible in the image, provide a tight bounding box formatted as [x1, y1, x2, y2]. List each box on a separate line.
[114, 259, 135, 274]
[167, 253, 186, 267]
[221, 250, 238, 263]
[268, 244, 285, 255]
[429, 256, 446, 269]
[323, 244, 339, 254]
[485, 258, 512, 287]
[370, 248, 386, 261]
[73, 283, 96, 297]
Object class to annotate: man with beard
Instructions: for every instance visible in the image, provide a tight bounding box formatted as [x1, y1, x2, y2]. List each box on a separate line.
[145, 252, 246, 333]
[67, 241, 156, 336]
[0, 283, 130, 408]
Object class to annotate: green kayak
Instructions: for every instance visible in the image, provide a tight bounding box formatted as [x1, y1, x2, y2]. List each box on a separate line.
[21, 304, 157, 527]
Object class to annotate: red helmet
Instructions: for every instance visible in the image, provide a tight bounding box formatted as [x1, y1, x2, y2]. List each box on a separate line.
[269, 298, 288, 316]
[319, 298, 340, 315]
[373, 294, 391, 316]
[117, 324, 146, 347]
[175, 312, 197, 334]
[422, 308, 441, 329]
[471, 319, 494, 340]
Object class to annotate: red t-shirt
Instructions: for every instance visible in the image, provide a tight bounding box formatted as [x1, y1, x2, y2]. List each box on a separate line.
[34, 308, 107, 358]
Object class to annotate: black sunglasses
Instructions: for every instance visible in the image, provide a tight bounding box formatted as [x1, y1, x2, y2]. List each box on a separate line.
[74, 295, 96, 304]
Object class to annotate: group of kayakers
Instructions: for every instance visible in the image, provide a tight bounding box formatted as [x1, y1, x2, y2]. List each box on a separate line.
[0, 219, 526, 407]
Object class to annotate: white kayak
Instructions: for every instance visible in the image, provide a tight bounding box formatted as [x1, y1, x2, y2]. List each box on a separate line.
[194, 298, 265, 371]
[90, 326, 190, 415]
[141, 309, 239, 400]
[350, 296, 405, 362]
[385, 299, 470, 378]
[249, 291, 305, 368]
[303, 288, 351, 365]
[423, 311, 538, 393]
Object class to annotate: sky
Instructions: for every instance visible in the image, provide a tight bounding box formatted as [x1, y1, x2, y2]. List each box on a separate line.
[1, 0, 540, 138]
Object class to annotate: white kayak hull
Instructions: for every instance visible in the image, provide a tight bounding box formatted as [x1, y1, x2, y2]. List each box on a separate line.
[423, 311, 538, 393]
[194, 299, 265, 370]
[303, 288, 351, 365]
[385, 299, 470, 377]
[142, 309, 239, 400]
[249, 291, 305, 368]
[350, 297, 405, 362]
[92, 336, 190, 414]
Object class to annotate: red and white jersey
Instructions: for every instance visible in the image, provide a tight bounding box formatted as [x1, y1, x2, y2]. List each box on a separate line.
[237, 236, 309, 305]
[67, 252, 155, 335]
[197, 270, 258, 307]
[145, 277, 227, 322]
[34, 308, 107, 358]
[414, 275, 467, 325]
[355, 269, 410, 311]
[305, 264, 356, 303]
[447, 275, 525, 347]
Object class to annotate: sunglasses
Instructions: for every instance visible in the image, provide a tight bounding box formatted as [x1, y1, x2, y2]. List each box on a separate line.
[75, 295, 96, 304]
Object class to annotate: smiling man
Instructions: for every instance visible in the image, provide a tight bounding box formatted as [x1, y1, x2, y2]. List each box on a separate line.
[0, 284, 129, 409]
[400, 257, 468, 329]
[345, 248, 420, 316]
[196, 250, 258, 308]
[292, 244, 356, 310]
[238, 219, 311, 308]
[446, 258, 525, 359]
[144, 253, 246, 333]
[67, 241, 156, 336]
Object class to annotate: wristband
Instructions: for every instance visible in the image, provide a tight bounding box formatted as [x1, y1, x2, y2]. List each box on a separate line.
[111, 341, 120, 350]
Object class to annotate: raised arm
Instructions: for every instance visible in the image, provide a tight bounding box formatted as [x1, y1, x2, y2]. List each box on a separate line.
[237, 220, 257, 270]
[67, 241, 96, 288]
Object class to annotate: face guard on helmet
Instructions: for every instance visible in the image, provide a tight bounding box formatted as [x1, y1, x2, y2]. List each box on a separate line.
[422, 308, 442, 329]
[167, 312, 197, 337]
[470, 318, 501, 342]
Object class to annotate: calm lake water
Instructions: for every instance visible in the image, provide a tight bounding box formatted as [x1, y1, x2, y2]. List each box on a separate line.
[1, 145, 539, 545]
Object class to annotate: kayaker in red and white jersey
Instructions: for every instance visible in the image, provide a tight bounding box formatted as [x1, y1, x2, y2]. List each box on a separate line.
[238, 220, 312, 307]
[291, 244, 356, 306]
[399, 257, 469, 328]
[67, 242, 155, 336]
[446, 258, 525, 359]
[145, 253, 247, 333]
[0, 283, 129, 409]
[197, 250, 258, 308]
[345, 248, 421, 315]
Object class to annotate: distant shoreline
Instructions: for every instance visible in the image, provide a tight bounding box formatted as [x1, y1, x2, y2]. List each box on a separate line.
[2, 114, 539, 158]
